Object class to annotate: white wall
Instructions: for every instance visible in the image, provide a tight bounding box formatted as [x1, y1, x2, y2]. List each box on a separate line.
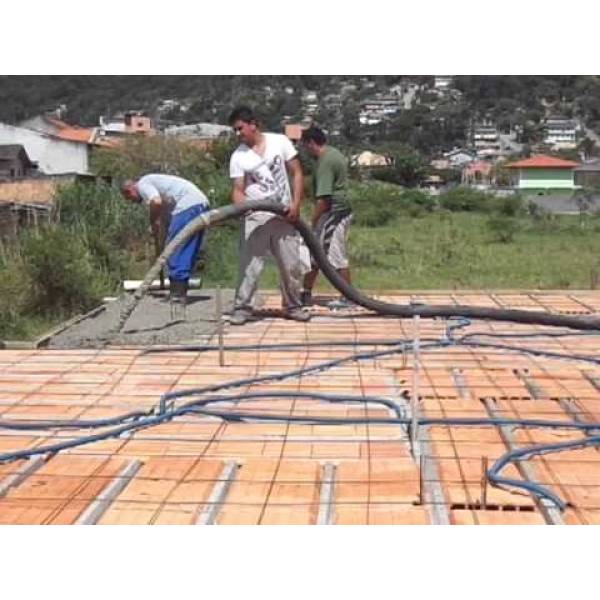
[0, 123, 89, 174]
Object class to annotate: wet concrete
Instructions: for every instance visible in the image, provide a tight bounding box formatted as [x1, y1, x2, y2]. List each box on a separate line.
[46, 288, 236, 349]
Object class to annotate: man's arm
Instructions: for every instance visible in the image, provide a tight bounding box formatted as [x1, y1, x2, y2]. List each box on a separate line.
[231, 177, 246, 206]
[285, 156, 303, 222]
[311, 197, 331, 228]
[147, 197, 162, 238]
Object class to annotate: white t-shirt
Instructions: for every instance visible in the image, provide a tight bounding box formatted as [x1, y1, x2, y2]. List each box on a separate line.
[137, 174, 209, 216]
[229, 132, 297, 226]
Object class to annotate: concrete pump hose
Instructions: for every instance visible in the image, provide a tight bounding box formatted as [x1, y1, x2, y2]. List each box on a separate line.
[115, 199, 600, 333]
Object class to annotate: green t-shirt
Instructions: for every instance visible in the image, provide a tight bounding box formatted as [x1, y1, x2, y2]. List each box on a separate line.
[313, 146, 351, 214]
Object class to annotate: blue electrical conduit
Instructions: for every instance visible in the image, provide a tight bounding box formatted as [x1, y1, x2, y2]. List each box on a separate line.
[3, 387, 600, 511]
[2, 329, 600, 508]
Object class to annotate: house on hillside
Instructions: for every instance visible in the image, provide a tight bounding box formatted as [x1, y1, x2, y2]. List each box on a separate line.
[18, 115, 96, 144]
[97, 111, 155, 140]
[505, 155, 579, 189]
[443, 148, 475, 168]
[0, 176, 72, 238]
[544, 117, 579, 150]
[472, 122, 501, 158]
[434, 76, 453, 90]
[163, 122, 231, 140]
[462, 160, 494, 186]
[359, 96, 400, 125]
[0, 145, 37, 179]
[0, 122, 91, 174]
[574, 159, 600, 188]
[351, 150, 392, 169]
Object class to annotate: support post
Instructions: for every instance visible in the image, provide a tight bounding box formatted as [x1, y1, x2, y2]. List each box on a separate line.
[411, 314, 421, 459]
[216, 286, 225, 367]
[481, 456, 488, 509]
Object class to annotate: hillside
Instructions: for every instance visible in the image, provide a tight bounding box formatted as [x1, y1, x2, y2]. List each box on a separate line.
[1, 75, 600, 157]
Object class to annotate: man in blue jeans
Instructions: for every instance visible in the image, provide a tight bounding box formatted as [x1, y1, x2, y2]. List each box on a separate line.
[121, 174, 210, 319]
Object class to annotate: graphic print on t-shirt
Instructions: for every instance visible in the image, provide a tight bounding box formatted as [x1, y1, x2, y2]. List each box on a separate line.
[245, 154, 289, 204]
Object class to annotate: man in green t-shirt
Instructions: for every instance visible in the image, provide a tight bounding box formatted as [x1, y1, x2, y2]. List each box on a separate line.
[300, 126, 353, 307]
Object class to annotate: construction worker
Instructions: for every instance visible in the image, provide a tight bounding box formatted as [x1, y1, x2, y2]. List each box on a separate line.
[120, 174, 210, 318]
[300, 126, 353, 308]
[228, 106, 311, 325]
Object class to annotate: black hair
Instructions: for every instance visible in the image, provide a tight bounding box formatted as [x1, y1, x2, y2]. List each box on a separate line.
[228, 106, 258, 126]
[301, 126, 327, 146]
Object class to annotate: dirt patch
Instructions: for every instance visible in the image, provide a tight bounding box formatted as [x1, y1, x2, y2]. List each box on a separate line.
[46, 288, 236, 348]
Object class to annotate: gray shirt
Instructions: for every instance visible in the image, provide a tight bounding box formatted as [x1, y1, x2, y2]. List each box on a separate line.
[137, 174, 209, 215]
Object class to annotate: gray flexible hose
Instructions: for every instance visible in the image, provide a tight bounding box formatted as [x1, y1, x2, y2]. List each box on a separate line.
[115, 199, 600, 332]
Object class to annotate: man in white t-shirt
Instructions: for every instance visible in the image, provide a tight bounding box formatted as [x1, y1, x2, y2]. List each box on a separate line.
[121, 174, 210, 319]
[228, 106, 311, 325]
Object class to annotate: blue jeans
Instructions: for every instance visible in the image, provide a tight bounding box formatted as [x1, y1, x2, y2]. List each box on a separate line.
[166, 204, 208, 282]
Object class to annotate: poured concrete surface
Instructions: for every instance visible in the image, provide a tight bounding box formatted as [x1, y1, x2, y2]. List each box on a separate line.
[46, 288, 236, 348]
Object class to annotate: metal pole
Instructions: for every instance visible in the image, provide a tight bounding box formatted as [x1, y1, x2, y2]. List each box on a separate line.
[317, 463, 336, 525]
[411, 313, 420, 458]
[481, 456, 488, 509]
[216, 286, 224, 367]
[419, 452, 425, 505]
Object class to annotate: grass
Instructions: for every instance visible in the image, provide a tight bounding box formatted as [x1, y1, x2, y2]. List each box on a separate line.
[257, 212, 600, 293]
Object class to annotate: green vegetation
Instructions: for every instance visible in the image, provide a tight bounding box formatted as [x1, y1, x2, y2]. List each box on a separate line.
[264, 182, 600, 292]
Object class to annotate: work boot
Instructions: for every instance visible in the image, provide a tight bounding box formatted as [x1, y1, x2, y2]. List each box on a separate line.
[230, 308, 252, 326]
[300, 290, 313, 306]
[169, 279, 188, 322]
[285, 307, 311, 322]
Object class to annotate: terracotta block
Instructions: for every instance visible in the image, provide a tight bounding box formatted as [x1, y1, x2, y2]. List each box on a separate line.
[117, 478, 177, 503]
[450, 510, 477, 525]
[274, 460, 319, 483]
[336, 482, 370, 503]
[367, 505, 430, 525]
[47, 500, 90, 525]
[167, 480, 214, 503]
[226, 481, 271, 504]
[137, 457, 198, 480]
[369, 481, 419, 503]
[0, 500, 61, 524]
[476, 511, 545, 525]
[268, 483, 319, 504]
[333, 505, 368, 525]
[260, 504, 316, 525]
[7, 475, 87, 500]
[216, 504, 263, 525]
[185, 459, 226, 481]
[312, 443, 360, 459]
[363, 443, 407, 459]
[281, 443, 314, 458]
[98, 504, 161, 525]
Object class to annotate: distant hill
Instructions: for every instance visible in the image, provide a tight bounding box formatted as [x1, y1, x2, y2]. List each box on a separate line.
[1, 75, 599, 156]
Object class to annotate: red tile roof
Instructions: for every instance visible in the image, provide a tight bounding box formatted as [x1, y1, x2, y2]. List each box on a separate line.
[55, 128, 94, 144]
[44, 117, 95, 144]
[505, 155, 579, 169]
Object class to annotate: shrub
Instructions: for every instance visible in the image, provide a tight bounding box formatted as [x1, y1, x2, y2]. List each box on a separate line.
[21, 226, 107, 314]
[492, 194, 525, 217]
[200, 222, 240, 286]
[438, 187, 492, 212]
[0, 248, 31, 338]
[348, 180, 406, 227]
[401, 189, 436, 213]
[487, 215, 521, 243]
